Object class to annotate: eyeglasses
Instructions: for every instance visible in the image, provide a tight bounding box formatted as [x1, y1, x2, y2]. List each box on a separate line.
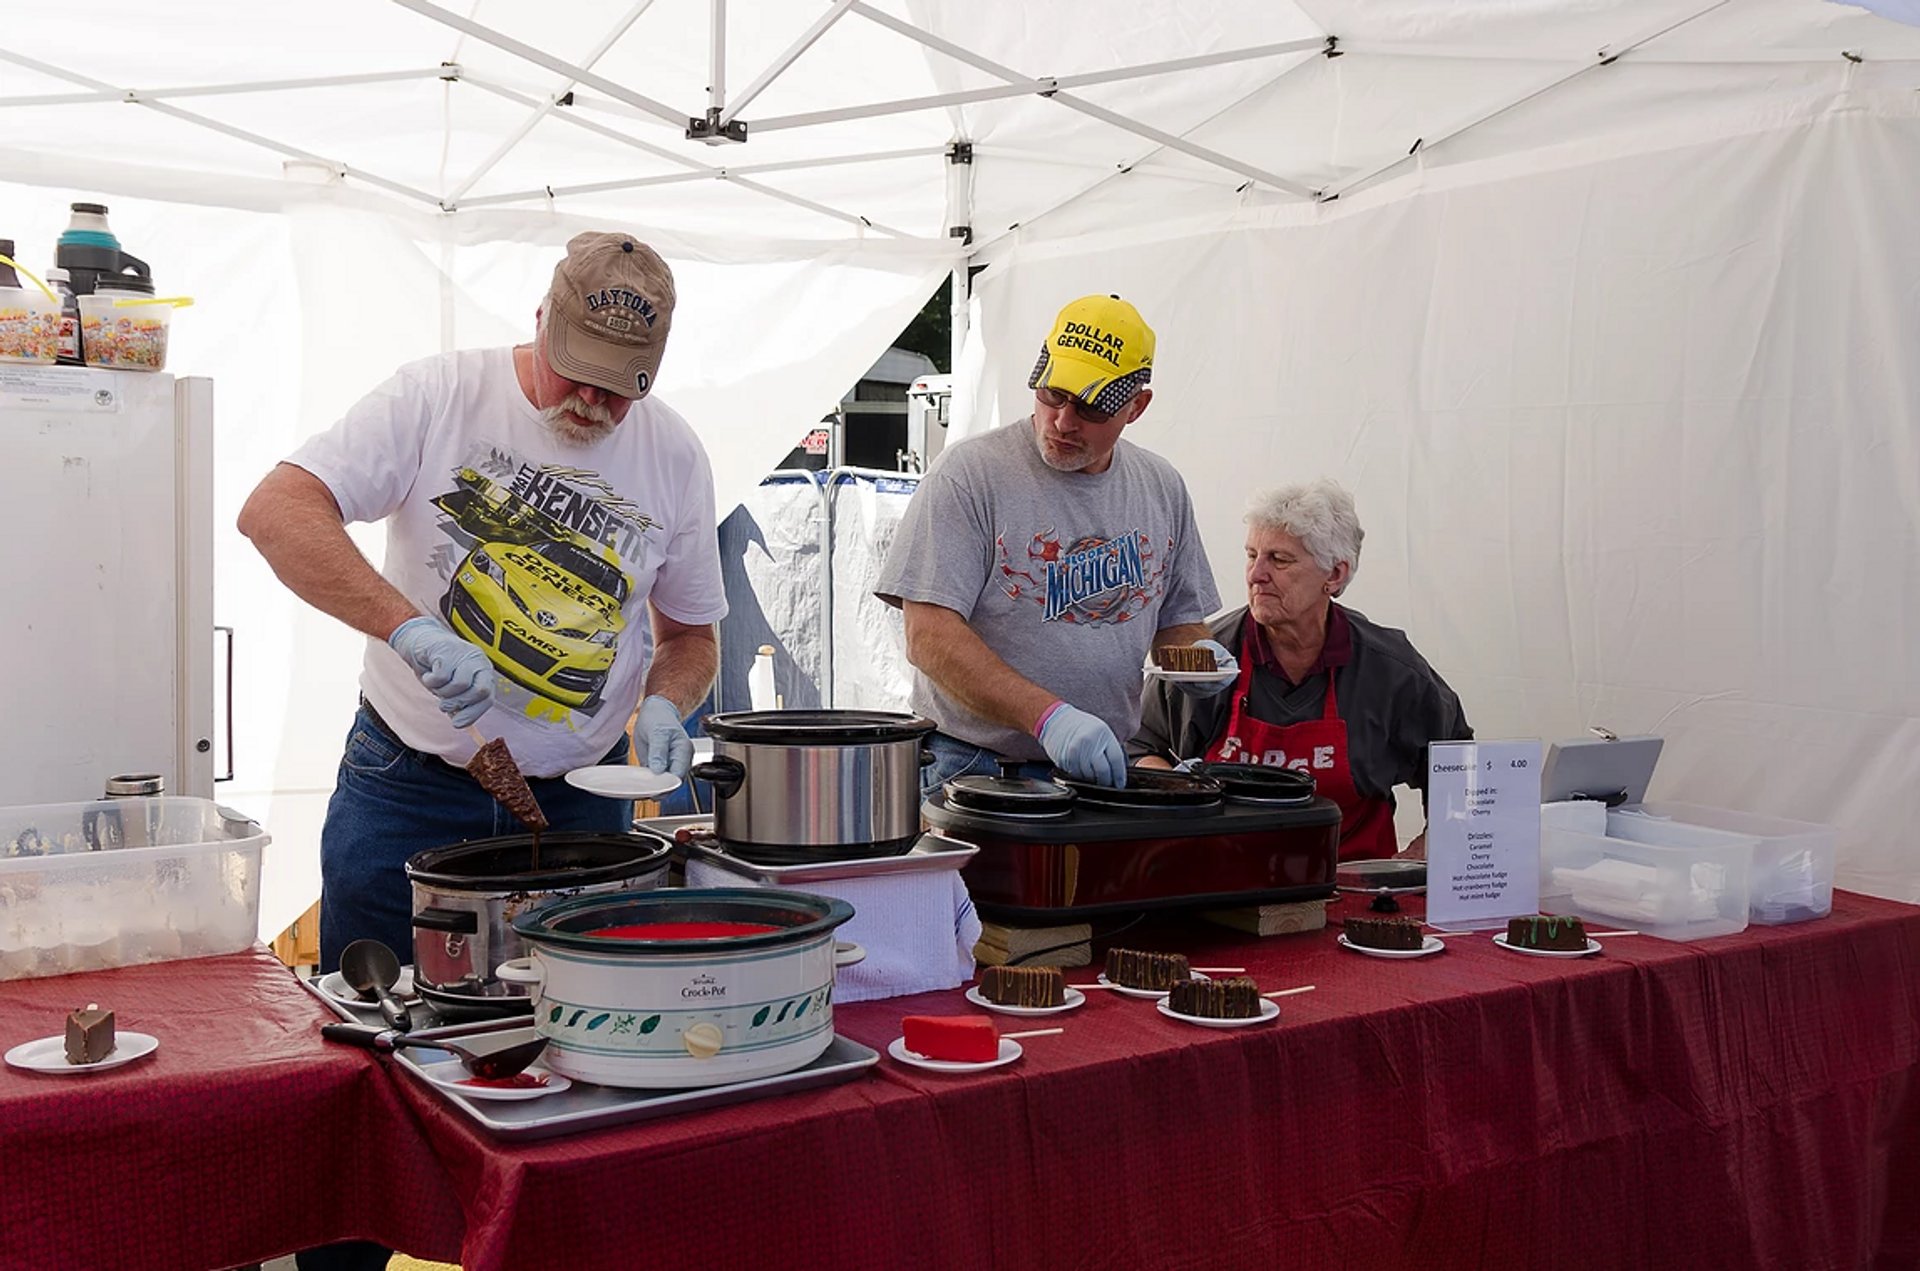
[1034, 385, 1127, 425]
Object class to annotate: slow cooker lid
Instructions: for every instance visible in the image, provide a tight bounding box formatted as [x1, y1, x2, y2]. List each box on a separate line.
[405, 830, 672, 890]
[703, 709, 937, 745]
[513, 887, 853, 952]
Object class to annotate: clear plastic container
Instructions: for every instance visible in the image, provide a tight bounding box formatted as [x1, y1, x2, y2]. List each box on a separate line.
[1541, 811, 1756, 941]
[0, 797, 268, 980]
[0, 286, 62, 364]
[78, 290, 171, 370]
[1614, 802, 1836, 925]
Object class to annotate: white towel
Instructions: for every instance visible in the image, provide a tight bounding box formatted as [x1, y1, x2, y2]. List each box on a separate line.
[684, 859, 982, 1004]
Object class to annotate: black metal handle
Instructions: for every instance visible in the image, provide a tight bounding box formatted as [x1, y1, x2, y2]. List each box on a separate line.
[689, 756, 745, 799]
[374, 988, 412, 1033]
[320, 1022, 396, 1052]
[214, 624, 235, 782]
[412, 906, 479, 935]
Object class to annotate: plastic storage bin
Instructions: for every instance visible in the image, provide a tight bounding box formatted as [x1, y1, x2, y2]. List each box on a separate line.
[0, 797, 267, 980]
[1541, 809, 1756, 941]
[1613, 802, 1836, 925]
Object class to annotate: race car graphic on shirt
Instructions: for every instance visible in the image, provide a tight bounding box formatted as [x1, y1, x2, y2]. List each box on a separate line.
[996, 527, 1172, 625]
[429, 454, 652, 715]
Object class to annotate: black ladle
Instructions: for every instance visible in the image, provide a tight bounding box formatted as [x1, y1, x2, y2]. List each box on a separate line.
[339, 938, 412, 1033]
[320, 1022, 551, 1080]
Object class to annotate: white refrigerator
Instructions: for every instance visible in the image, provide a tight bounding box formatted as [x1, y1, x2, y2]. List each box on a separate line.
[0, 365, 217, 804]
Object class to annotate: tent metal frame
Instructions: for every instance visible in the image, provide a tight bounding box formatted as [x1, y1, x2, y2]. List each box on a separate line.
[4, 0, 1906, 241]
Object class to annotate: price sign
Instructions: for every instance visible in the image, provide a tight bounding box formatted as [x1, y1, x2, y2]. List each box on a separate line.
[1424, 739, 1542, 931]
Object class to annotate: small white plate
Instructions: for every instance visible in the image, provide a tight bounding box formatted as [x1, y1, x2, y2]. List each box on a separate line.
[5, 1030, 159, 1074]
[1095, 971, 1210, 1000]
[964, 985, 1087, 1017]
[564, 765, 683, 800]
[888, 1035, 1022, 1073]
[415, 1056, 571, 1100]
[1337, 934, 1446, 959]
[1142, 666, 1237, 685]
[1492, 934, 1603, 959]
[315, 968, 419, 1010]
[1155, 998, 1281, 1029]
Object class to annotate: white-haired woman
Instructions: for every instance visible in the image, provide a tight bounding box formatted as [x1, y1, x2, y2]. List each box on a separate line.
[1133, 479, 1469, 860]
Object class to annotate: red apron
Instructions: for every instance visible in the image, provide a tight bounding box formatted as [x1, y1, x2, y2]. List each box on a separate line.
[1204, 656, 1399, 861]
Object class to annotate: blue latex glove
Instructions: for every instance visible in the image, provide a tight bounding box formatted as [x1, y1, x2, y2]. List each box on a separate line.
[1168, 638, 1240, 699]
[389, 617, 495, 728]
[1036, 704, 1128, 788]
[635, 695, 694, 777]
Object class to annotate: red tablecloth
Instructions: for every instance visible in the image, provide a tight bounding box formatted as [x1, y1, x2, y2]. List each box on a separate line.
[366, 890, 1920, 1271]
[0, 946, 465, 1271]
[4, 894, 1917, 1270]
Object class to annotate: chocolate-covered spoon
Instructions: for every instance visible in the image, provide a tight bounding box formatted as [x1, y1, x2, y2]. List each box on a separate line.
[339, 938, 412, 1033]
[320, 1022, 550, 1079]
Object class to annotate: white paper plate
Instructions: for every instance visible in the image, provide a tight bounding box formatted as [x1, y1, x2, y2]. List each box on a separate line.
[1337, 934, 1446, 959]
[315, 968, 419, 1010]
[1154, 998, 1281, 1029]
[1492, 934, 1603, 959]
[5, 1030, 159, 1074]
[564, 765, 683, 800]
[964, 985, 1087, 1017]
[1095, 971, 1210, 1000]
[1142, 666, 1237, 685]
[888, 1035, 1022, 1073]
[415, 1056, 571, 1100]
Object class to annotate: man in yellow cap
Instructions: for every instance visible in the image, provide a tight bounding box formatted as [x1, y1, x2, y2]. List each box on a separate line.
[877, 294, 1234, 790]
[238, 231, 726, 993]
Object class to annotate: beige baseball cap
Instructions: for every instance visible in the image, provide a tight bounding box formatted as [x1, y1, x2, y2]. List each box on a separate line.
[542, 231, 676, 399]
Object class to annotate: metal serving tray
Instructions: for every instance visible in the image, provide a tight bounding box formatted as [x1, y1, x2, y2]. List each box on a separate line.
[391, 1024, 879, 1141]
[644, 814, 979, 884]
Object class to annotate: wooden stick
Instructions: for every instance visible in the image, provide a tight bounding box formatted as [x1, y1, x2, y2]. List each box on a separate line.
[1003, 1027, 1064, 1040]
[1588, 930, 1642, 937]
[1192, 966, 1246, 974]
[1262, 985, 1317, 999]
[1071, 982, 1128, 990]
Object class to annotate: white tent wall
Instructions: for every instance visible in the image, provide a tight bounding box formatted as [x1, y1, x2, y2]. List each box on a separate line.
[964, 101, 1920, 903]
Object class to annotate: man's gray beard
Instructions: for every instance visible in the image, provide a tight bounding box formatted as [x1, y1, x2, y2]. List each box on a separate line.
[1039, 441, 1096, 472]
[541, 393, 619, 446]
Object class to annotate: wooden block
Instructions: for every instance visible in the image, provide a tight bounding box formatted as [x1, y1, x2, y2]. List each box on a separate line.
[1201, 899, 1330, 938]
[974, 920, 1092, 968]
[270, 899, 322, 969]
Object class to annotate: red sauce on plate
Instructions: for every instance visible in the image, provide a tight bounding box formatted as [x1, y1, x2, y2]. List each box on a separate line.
[589, 921, 782, 940]
[459, 1073, 549, 1089]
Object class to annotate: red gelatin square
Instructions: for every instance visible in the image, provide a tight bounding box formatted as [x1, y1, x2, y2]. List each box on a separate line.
[902, 1015, 998, 1063]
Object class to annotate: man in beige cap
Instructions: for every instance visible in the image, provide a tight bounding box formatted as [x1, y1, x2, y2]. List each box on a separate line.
[238, 232, 726, 999]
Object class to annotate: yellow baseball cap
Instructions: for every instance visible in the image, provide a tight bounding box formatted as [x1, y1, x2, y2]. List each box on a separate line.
[1027, 294, 1155, 414]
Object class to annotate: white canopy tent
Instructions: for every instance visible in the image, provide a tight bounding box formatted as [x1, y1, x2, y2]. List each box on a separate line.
[4, 0, 1916, 929]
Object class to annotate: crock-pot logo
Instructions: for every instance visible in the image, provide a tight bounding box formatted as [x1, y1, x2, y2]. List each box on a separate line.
[681, 973, 727, 1000]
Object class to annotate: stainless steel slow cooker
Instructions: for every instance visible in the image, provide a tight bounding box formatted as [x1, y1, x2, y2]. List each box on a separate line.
[689, 710, 936, 859]
[405, 829, 672, 1014]
[498, 888, 858, 1088]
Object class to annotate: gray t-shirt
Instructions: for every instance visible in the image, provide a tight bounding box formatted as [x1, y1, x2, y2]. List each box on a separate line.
[875, 418, 1221, 759]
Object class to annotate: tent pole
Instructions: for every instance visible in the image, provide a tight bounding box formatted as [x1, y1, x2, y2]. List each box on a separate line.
[457, 147, 943, 208]
[709, 0, 727, 115]
[846, 3, 1315, 198]
[748, 38, 1322, 136]
[390, 0, 688, 127]
[446, 0, 658, 205]
[719, 0, 860, 127]
[0, 67, 453, 110]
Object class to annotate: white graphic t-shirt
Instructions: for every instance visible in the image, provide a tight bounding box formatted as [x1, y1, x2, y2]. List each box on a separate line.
[288, 348, 727, 776]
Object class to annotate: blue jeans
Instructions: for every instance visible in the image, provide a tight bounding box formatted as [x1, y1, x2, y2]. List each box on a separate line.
[317, 705, 632, 974]
[920, 730, 1056, 797]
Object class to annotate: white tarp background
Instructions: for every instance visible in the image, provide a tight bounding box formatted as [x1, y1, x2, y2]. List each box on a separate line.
[963, 98, 1920, 901]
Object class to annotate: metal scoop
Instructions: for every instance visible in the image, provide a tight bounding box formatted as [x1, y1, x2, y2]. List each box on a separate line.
[339, 938, 412, 1033]
[320, 1022, 551, 1080]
